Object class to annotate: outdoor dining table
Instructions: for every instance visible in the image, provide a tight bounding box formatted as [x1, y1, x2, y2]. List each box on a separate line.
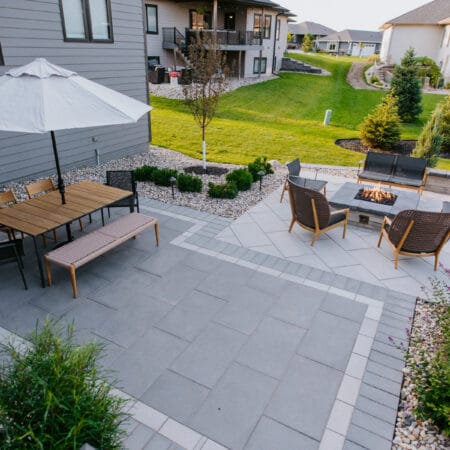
[0, 181, 133, 287]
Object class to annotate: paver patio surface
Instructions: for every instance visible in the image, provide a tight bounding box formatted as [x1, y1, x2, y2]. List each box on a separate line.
[1, 171, 447, 449]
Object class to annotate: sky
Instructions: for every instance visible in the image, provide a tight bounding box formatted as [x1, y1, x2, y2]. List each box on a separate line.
[280, 0, 431, 31]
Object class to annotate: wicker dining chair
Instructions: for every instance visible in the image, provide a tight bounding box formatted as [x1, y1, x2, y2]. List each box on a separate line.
[287, 179, 349, 246]
[105, 170, 139, 216]
[0, 190, 20, 240]
[280, 158, 326, 202]
[378, 209, 450, 271]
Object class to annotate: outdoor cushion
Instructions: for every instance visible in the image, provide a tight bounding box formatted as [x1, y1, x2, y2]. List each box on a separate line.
[364, 152, 396, 175]
[358, 170, 392, 182]
[288, 176, 327, 192]
[328, 211, 347, 227]
[392, 155, 427, 180]
[287, 158, 301, 176]
[389, 176, 423, 187]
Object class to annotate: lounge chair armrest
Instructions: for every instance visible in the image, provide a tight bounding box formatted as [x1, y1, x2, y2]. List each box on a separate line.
[332, 208, 349, 215]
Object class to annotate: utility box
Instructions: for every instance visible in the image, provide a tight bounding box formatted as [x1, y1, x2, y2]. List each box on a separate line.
[323, 109, 332, 126]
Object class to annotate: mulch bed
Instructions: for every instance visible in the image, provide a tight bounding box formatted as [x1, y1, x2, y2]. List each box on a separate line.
[184, 165, 229, 176]
[335, 139, 417, 155]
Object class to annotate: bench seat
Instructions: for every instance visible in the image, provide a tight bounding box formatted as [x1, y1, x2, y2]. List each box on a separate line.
[44, 213, 159, 298]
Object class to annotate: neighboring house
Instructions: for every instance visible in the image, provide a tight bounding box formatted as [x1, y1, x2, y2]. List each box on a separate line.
[316, 29, 382, 57]
[144, 0, 293, 78]
[0, 0, 150, 184]
[379, 0, 450, 83]
[288, 21, 335, 47]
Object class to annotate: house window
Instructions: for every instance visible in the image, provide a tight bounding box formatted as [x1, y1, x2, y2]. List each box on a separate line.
[253, 13, 262, 34]
[60, 0, 113, 42]
[146, 4, 158, 34]
[329, 43, 336, 51]
[0, 43, 4, 66]
[276, 19, 281, 40]
[190, 10, 211, 30]
[253, 57, 267, 74]
[147, 56, 160, 69]
[263, 15, 272, 39]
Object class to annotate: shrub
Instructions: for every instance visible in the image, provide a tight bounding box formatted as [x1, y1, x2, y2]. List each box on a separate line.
[247, 156, 274, 182]
[208, 181, 238, 199]
[440, 95, 450, 152]
[0, 320, 127, 449]
[134, 165, 159, 182]
[360, 93, 401, 150]
[226, 168, 253, 191]
[301, 34, 314, 53]
[412, 104, 443, 167]
[415, 56, 442, 88]
[370, 75, 379, 84]
[177, 173, 203, 192]
[153, 168, 179, 186]
[390, 48, 423, 122]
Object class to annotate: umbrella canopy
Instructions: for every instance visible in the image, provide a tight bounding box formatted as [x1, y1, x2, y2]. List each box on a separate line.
[0, 58, 151, 203]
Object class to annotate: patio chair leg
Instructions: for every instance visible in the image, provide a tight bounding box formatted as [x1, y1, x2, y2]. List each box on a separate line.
[69, 265, 78, 298]
[311, 232, 319, 246]
[394, 253, 399, 269]
[434, 254, 439, 271]
[280, 188, 285, 203]
[342, 221, 347, 239]
[44, 257, 52, 287]
[89, 213, 92, 223]
[377, 231, 383, 247]
[78, 218, 83, 231]
[288, 218, 295, 232]
[14, 246, 28, 290]
[101, 209, 105, 226]
[154, 222, 159, 246]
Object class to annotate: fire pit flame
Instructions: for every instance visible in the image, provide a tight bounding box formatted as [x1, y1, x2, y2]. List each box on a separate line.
[355, 183, 397, 206]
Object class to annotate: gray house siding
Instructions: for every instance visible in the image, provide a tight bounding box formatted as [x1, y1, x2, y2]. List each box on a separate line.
[0, 0, 150, 184]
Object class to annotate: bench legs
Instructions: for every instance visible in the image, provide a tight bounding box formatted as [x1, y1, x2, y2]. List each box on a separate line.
[44, 257, 78, 299]
[155, 222, 160, 246]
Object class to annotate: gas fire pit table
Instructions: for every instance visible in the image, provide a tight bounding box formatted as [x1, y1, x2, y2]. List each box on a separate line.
[329, 182, 421, 229]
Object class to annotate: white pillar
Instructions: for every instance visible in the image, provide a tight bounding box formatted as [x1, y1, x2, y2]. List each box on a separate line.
[212, 0, 218, 30]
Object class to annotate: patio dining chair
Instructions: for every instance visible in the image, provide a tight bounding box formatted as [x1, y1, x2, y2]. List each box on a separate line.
[105, 170, 140, 217]
[25, 179, 85, 246]
[378, 209, 450, 271]
[280, 158, 326, 202]
[0, 239, 27, 290]
[288, 179, 349, 246]
[0, 189, 21, 241]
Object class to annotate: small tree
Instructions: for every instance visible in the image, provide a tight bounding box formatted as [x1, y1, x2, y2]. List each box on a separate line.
[183, 32, 228, 171]
[390, 48, 423, 122]
[302, 34, 314, 52]
[440, 95, 450, 152]
[412, 104, 443, 167]
[360, 93, 401, 150]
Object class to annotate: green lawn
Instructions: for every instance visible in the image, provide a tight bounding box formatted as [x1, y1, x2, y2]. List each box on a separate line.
[150, 53, 450, 169]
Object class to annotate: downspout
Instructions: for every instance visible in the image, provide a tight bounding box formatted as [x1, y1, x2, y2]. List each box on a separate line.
[272, 12, 282, 75]
[212, 0, 218, 31]
[141, 0, 151, 142]
[258, 8, 264, 77]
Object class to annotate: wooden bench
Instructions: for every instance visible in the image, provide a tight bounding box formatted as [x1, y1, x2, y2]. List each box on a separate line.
[358, 151, 428, 194]
[44, 213, 159, 298]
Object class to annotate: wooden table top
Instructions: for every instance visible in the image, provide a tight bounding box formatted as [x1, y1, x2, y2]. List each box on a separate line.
[0, 181, 132, 237]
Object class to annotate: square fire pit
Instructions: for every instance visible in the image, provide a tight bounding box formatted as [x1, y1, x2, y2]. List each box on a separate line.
[329, 182, 421, 229]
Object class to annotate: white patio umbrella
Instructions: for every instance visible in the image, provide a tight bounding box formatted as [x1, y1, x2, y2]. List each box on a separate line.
[0, 58, 151, 203]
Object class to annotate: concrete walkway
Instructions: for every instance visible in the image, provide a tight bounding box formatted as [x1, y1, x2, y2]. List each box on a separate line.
[1, 177, 447, 449]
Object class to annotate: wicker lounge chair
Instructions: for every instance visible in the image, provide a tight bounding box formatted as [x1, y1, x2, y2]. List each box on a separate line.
[288, 179, 349, 246]
[280, 158, 327, 202]
[106, 170, 139, 216]
[378, 209, 450, 270]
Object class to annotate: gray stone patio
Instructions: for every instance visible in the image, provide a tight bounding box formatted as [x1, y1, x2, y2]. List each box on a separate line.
[1, 175, 447, 449]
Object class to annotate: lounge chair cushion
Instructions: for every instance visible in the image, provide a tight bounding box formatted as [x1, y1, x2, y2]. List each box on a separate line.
[389, 176, 423, 187]
[358, 171, 392, 182]
[364, 152, 396, 175]
[393, 155, 427, 181]
[328, 211, 347, 227]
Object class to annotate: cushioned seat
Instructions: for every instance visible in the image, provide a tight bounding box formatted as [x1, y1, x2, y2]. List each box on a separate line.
[389, 176, 423, 187]
[358, 171, 392, 182]
[287, 179, 349, 245]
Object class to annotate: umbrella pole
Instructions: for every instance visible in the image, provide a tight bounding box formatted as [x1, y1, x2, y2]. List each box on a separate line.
[50, 131, 66, 204]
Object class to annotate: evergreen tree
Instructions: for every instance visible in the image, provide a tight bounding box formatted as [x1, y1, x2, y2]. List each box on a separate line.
[390, 48, 423, 122]
[412, 104, 443, 167]
[302, 34, 314, 52]
[360, 93, 401, 150]
[440, 95, 450, 152]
